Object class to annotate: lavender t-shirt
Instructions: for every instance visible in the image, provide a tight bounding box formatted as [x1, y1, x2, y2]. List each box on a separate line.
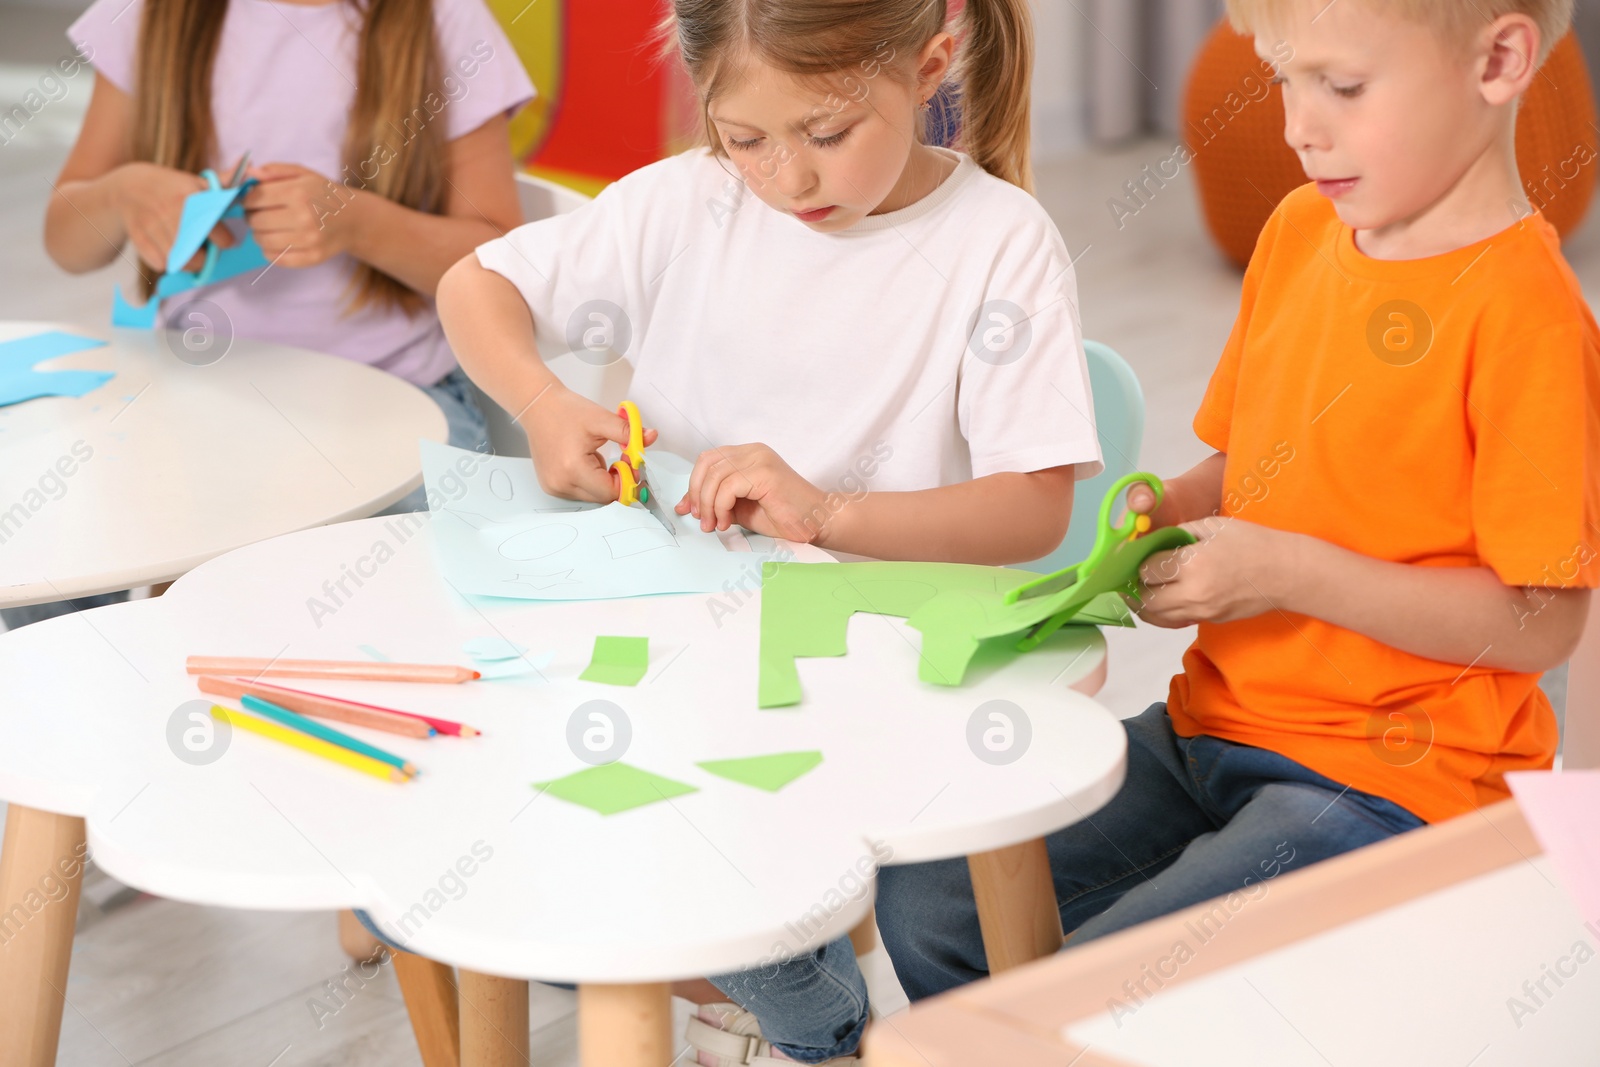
[70, 0, 536, 387]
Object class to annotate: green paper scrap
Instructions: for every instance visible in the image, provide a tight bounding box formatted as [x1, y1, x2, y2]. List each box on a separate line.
[579, 636, 649, 686]
[534, 762, 696, 815]
[756, 560, 1147, 708]
[698, 751, 823, 792]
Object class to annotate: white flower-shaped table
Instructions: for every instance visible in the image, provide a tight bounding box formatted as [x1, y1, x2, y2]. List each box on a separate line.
[0, 515, 1124, 1067]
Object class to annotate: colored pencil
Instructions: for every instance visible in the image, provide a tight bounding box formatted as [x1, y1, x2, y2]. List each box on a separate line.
[195, 676, 435, 738]
[187, 657, 480, 684]
[210, 705, 410, 783]
[218, 678, 479, 738]
[240, 695, 418, 777]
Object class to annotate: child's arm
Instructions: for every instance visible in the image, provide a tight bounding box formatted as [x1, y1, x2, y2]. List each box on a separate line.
[44, 73, 227, 274]
[244, 118, 522, 296]
[1130, 464, 1590, 673]
[436, 256, 652, 501]
[677, 443, 1076, 566]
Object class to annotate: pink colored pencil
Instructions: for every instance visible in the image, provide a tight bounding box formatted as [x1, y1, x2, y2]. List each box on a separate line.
[226, 679, 480, 738]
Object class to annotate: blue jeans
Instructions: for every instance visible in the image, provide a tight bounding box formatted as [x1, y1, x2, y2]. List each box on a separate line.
[0, 590, 129, 632]
[378, 366, 488, 516]
[715, 703, 1426, 1060]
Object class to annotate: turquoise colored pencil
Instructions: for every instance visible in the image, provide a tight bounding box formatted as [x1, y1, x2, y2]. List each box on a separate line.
[240, 694, 418, 778]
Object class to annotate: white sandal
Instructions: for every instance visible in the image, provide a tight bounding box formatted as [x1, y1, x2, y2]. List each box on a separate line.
[682, 1002, 860, 1066]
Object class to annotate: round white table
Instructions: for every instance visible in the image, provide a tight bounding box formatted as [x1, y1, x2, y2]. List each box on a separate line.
[0, 320, 446, 607]
[0, 516, 1124, 1067]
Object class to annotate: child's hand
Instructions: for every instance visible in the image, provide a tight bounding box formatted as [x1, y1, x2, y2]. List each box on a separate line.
[679, 444, 828, 541]
[1134, 517, 1301, 626]
[112, 162, 235, 273]
[242, 163, 355, 268]
[523, 386, 658, 503]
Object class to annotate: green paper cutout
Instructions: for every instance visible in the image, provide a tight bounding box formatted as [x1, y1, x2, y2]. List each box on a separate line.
[698, 751, 823, 792]
[906, 526, 1196, 669]
[756, 561, 1136, 708]
[579, 635, 649, 686]
[534, 762, 696, 815]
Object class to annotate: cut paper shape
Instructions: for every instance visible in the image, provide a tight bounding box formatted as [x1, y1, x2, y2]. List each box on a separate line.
[579, 636, 649, 686]
[698, 751, 823, 792]
[1507, 770, 1600, 923]
[422, 440, 762, 601]
[757, 561, 1136, 708]
[475, 651, 553, 680]
[904, 534, 1178, 681]
[463, 637, 528, 661]
[0, 330, 113, 408]
[113, 168, 270, 328]
[534, 762, 696, 815]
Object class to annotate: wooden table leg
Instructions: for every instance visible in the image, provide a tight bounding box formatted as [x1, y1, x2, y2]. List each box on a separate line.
[848, 903, 878, 956]
[967, 836, 1063, 974]
[338, 908, 384, 962]
[578, 982, 672, 1067]
[0, 804, 88, 1067]
[394, 951, 461, 1067]
[457, 969, 529, 1067]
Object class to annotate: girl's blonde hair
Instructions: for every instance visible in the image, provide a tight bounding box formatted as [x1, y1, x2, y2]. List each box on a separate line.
[133, 0, 445, 315]
[659, 0, 1036, 193]
[1227, 0, 1573, 63]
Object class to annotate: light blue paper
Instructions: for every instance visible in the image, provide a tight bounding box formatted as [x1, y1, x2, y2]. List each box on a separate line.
[422, 440, 761, 601]
[463, 637, 528, 661]
[0, 331, 113, 408]
[113, 168, 269, 329]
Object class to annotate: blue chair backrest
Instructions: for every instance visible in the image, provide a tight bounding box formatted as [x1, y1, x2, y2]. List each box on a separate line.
[1016, 339, 1147, 574]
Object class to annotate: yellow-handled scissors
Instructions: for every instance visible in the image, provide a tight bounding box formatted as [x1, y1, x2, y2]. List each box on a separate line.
[610, 400, 675, 534]
[610, 400, 649, 505]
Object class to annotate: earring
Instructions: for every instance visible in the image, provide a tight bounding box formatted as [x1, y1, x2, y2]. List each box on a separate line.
[920, 96, 933, 112]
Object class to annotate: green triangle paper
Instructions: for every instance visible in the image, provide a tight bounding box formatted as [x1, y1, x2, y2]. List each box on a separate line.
[697, 751, 823, 792]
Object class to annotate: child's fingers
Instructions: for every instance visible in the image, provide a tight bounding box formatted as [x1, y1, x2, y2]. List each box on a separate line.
[713, 476, 746, 532]
[559, 454, 619, 504]
[1125, 484, 1157, 513]
[1139, 549, 1184, 587]
[642, 427, 659, 447]
[697, 462, 727, 531]
[208, 222, 236, 249]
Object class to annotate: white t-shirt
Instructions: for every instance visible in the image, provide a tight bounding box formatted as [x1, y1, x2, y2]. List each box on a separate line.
[474, 147, 1101, 498]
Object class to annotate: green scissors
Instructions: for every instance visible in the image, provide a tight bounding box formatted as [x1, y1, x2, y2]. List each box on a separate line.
[1004, 472, 1197, 650]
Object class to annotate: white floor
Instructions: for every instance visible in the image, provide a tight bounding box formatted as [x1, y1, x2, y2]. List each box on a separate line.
[0, 2, 1590, 1062]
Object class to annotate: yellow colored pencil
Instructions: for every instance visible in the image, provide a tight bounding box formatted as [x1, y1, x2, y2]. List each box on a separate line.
[210, 705, 411, 783]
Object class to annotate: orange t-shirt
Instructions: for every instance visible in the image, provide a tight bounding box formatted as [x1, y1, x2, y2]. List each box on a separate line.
[1169, 184, 1600, 825]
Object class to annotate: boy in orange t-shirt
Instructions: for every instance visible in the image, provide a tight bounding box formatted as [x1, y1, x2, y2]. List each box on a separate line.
[876, 0, 1599, 1002]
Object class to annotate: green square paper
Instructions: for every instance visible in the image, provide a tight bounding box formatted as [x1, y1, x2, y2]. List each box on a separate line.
[579, 635, 649, 686]
[534, 762, 695, 815]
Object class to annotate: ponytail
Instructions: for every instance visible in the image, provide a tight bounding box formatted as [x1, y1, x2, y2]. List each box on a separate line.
[954, 0, 1034, 193]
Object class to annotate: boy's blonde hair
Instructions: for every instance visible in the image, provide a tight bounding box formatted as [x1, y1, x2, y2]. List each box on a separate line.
[1227, 0, 1574, 63]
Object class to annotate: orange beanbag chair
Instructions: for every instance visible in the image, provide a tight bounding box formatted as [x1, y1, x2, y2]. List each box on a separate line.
[1184, 23, 1597, 268]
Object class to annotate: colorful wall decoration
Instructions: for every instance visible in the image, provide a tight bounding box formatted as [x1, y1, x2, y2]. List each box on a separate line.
[487, 0, 700, 196]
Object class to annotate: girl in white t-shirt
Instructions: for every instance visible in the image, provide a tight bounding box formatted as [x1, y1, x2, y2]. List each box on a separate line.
[441, 0, 1100, 1062]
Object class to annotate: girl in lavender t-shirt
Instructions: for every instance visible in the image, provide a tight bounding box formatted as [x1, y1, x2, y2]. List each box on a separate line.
[50, 0, 534, 411]
[2, 0, 532, 630]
